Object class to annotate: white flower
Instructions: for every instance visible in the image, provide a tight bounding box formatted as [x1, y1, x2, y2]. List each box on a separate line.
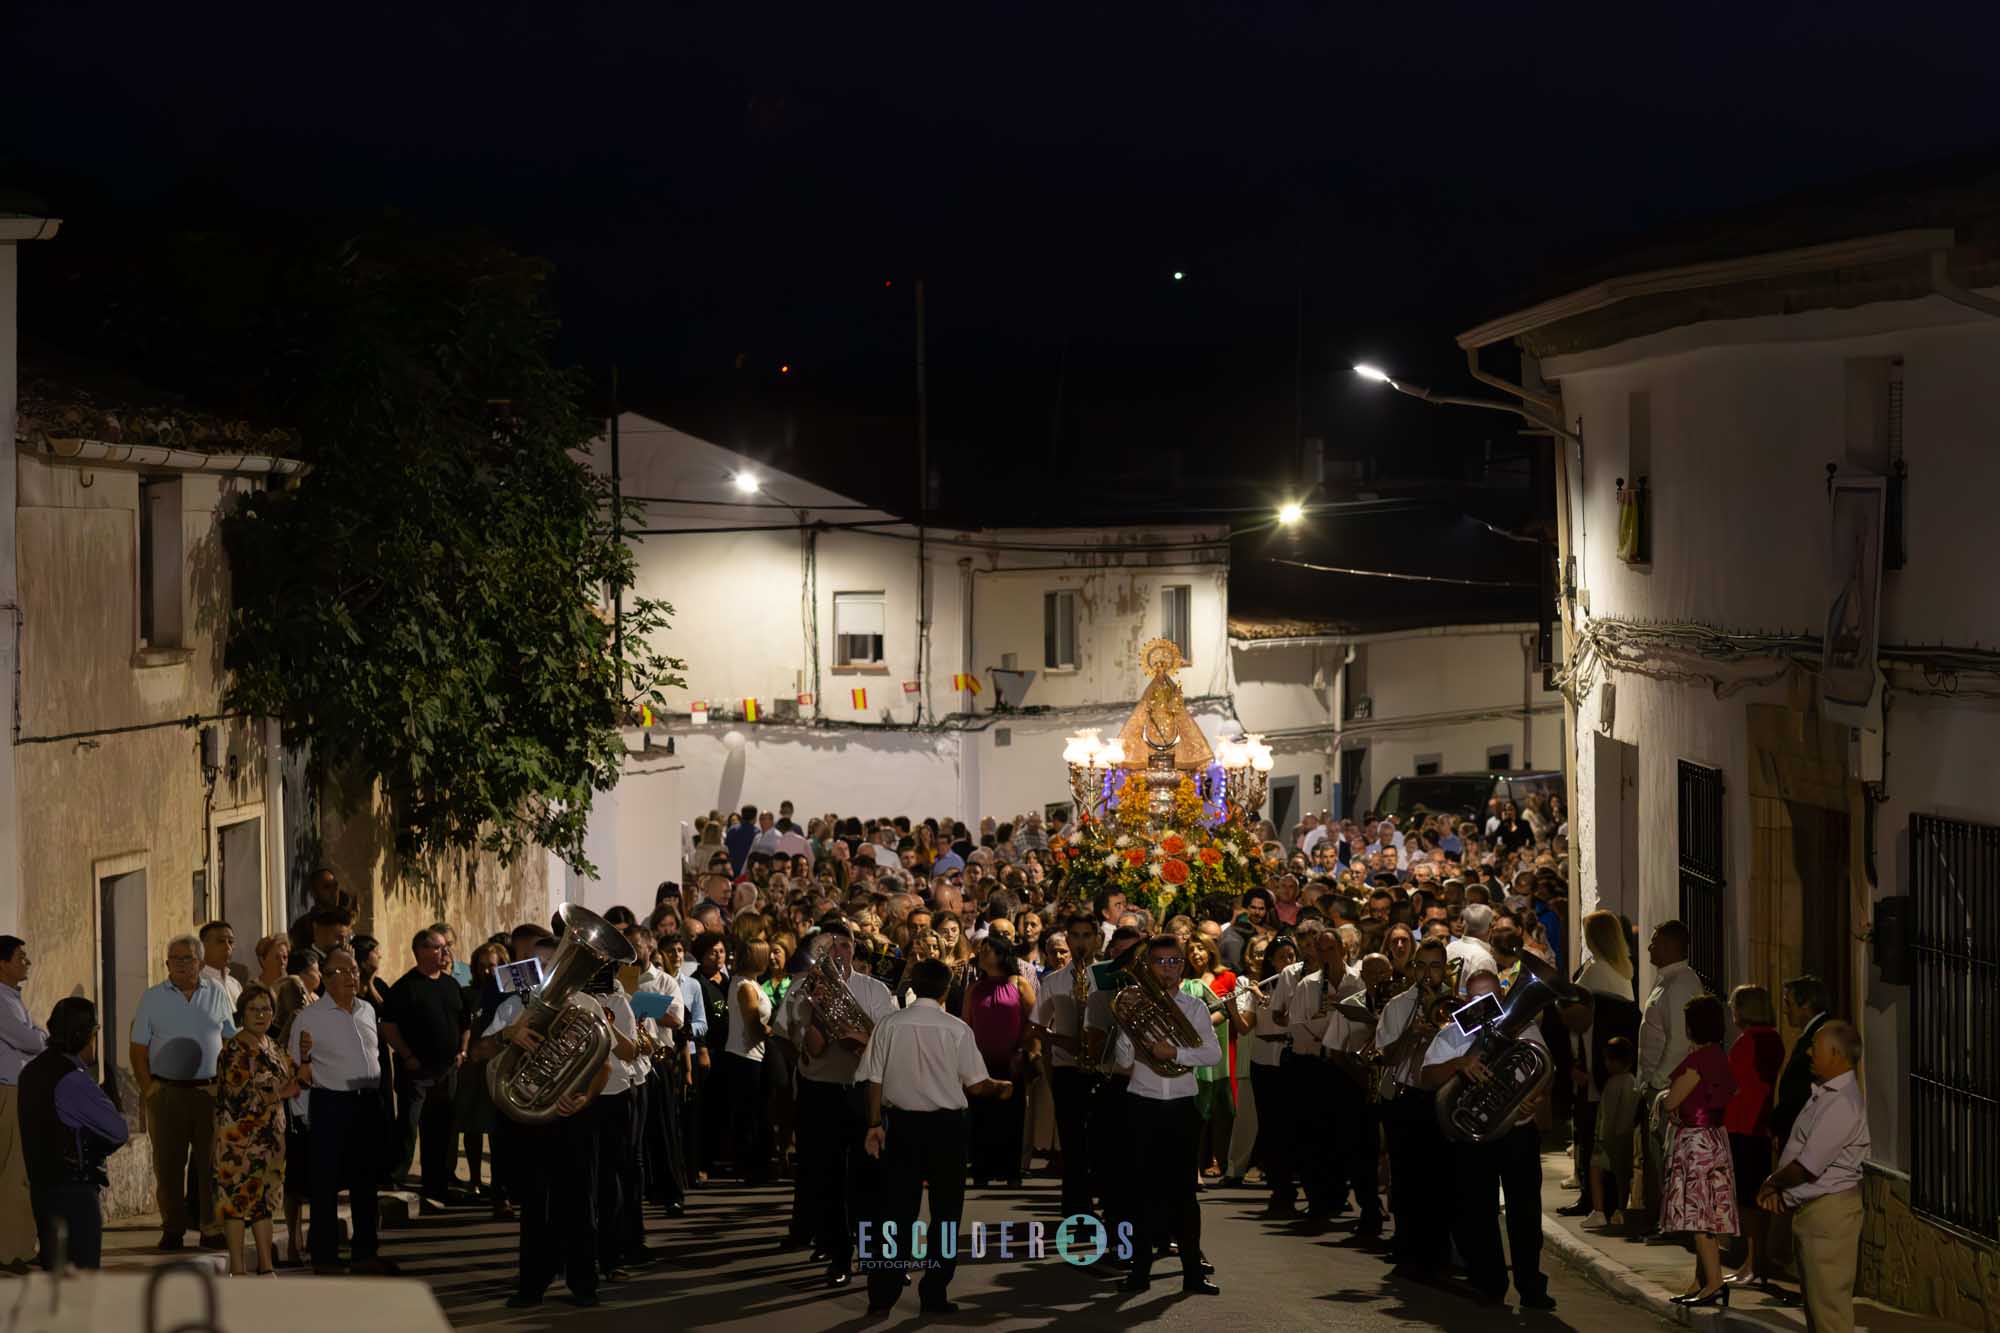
[1150, 862, 1165, 878]
[1115, 835, 1133, 848]
[1103, 854, 1123, 871]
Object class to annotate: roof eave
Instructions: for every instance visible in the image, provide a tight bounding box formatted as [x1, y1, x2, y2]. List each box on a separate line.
[1455, 227, 1957, 350]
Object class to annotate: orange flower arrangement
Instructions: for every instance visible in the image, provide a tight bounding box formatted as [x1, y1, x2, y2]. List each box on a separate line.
[1123, 848, 1147, 866]
[1160, 857, 1190, 885]
[1198, 846, 1222, 867]
[1158, 833, 1187, 856]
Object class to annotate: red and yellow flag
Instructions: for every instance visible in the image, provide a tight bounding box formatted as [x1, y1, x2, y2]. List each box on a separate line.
[952, 673, 983, 694]
[851, 688, 868, 710]
[741, 698, 759, 722]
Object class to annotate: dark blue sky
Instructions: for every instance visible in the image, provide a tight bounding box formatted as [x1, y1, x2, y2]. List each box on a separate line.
[7, 1, 1999, 509]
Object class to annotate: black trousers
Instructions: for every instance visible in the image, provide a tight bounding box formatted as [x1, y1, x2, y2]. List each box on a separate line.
[796, 1079, 865, 1265]
[865, 1108, 969, 1312]
[968, 1078, 1024, 1184]
[395, 1069, 459, 1199]
[1126, 1094, 1203, 1282]
[592, 1091, 635, 1269]
[509, 1106, 600, 1300]
[1249, 1060, 1295, 1202]
[307, 1089, 382, 1266]
[1288, 1052, 1382, 1221]
[1571, 1097, 1598, 1194]
[31, 1181, 102, 1270]
[723, 1053, 772, 1182]
[644, 1064, 686, 1205]
[1088, 1074, 1131, 1243]
[1049, 1066, 1099, 1218]
[1451, 1123, 1546, 1301]
[1384, 1086, 1448, 1266]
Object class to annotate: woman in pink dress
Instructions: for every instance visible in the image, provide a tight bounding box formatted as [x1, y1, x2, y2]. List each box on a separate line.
[963, 936, 1038, 1187]
[1660, 993, 1739, 1308]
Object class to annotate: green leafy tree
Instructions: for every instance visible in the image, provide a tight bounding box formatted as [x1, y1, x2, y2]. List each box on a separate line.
[216, 220, 682, 875]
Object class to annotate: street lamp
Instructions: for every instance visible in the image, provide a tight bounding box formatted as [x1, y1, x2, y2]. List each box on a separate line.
[1352, 362, 1579, 443]
[732, 470, 761, 494]
[1276, 500, 1305, 525]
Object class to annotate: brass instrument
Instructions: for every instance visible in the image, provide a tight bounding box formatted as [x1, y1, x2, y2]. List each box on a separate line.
[1071, 957, 1092, 1042]
[1435, 951, 1578, 1143]
[489, 903, 636, 1124]
[1110, 945, 1204, 1076]
[800, 947, 876, 1044]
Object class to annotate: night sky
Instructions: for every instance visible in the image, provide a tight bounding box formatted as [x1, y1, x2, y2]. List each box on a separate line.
[8, 1, 2000, 516]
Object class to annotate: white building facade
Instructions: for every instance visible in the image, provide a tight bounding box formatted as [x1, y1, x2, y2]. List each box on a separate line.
[1474, 217, 2000, 1323]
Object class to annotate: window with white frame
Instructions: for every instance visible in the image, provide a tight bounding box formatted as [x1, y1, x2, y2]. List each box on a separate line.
[833, 591, 886, 666]
[1044, 590, 1078, 669]
[1161, 584, 1192, 662]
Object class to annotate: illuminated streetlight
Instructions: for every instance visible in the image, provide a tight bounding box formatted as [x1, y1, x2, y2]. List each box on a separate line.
[732, 470, 761, 495]
[1353, 360, 1580, 443]
[1277, 500, 1305, 525]
[1172, 270, 1185, 281]
[1352, 363, 1393, 385]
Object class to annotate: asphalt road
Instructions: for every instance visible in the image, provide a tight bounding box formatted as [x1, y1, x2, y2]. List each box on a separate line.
[392, 1176, 1675, 1333]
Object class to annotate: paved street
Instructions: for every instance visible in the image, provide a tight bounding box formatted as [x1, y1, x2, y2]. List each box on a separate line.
[391, 1177, 1675, 1332]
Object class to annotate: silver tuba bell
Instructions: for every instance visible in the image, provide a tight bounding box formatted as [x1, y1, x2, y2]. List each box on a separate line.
[488, 902, 637, 1124]
[1434, 950, 1580, 1143]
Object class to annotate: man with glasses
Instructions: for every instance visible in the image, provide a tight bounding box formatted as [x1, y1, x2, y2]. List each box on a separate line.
[381, 929, 469, 1208]
[289, 946, 397, 1274]
[130, 933, 236, 1252]
[1105, 935, 1223, 1295]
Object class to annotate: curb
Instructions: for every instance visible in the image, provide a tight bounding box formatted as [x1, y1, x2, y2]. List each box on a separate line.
[1538, 1216, 1724, 1327]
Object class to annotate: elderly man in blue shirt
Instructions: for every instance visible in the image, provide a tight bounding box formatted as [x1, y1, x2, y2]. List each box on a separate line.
[129, 933, 236, 1251]
[0, 936, 49, 1269]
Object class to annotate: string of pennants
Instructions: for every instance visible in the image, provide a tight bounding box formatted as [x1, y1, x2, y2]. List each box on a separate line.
[684, 681, 948, 722]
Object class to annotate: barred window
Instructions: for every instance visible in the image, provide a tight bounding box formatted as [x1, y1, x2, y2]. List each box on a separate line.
[1910, 813, 2000, 1241]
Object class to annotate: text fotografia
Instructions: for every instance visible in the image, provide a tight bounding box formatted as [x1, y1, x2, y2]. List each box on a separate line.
[855, 1215, 1135, 1269]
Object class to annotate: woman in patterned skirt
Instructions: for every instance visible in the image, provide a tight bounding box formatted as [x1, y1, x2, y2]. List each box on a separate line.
[214, 984, 304, 1276]
[1659, 993, 1740, 1308]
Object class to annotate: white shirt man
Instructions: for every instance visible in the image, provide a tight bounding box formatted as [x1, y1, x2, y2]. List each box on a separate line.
[780, 952, 897, 1085]
[1776, 1068, 1868, 1206]
[288, 989, 384, 1109]
[1638, 959, 1702, 1091]
[1105, 986, 1224, 1100]
[1030, 961, 1093, 1069]
[856, 996, 988, 1111]
[199, 963, 243, 1009]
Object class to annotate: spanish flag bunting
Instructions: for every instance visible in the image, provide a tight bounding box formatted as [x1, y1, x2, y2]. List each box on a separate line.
[851, 687, 868, 710]
[952, 673, 982, 694]
[638, 703, 654, 728]
[741, 697, 759, 722]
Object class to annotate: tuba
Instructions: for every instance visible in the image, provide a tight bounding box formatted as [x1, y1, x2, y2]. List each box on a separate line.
[1110, 944, 1204, 1077]
[799, 947, 876, 1043]
[1434, 951, 1579, 1142]
[489, 903, 637, 1124]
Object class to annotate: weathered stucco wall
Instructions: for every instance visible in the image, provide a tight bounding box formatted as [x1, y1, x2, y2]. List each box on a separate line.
[13, 456, 270, 1024]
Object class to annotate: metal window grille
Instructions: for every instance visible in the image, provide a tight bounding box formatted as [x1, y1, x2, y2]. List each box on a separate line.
[1677, 760, 1726, 996]
[1910, 813, 2000, 1241]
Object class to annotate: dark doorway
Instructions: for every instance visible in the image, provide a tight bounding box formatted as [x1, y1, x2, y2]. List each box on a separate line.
[1785, 801, 1853, 1019]
[1339, 748, 1366, 821]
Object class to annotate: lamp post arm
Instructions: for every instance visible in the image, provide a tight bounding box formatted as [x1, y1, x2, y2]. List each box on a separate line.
[1388, 380, 1579, 444]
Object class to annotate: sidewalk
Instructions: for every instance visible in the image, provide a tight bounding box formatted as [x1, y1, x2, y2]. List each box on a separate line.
[85, 1188, 422, 1276]
[1533, 1150, 1943, 1333]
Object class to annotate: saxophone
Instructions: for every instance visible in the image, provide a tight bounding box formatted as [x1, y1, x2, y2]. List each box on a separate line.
[1110, 945, 1204, 1076]
[488, 903, 636, 1124]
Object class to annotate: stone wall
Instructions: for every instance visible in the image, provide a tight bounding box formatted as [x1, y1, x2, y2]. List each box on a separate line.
[1858, 1165, 2000, 1331]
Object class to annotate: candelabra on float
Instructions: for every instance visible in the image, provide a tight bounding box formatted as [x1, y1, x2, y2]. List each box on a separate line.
[1214, 734, 1274, 819]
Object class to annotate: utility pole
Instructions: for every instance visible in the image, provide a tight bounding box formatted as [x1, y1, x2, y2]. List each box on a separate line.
[610, 366, 623, 694]
[915, 278, 929, 724]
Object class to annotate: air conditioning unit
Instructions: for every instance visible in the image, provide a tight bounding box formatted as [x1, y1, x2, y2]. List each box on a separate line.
[768, 697, 800, 722]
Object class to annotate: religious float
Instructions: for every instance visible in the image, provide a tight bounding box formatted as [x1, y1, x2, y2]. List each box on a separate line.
[1048, 639, 1275, 921]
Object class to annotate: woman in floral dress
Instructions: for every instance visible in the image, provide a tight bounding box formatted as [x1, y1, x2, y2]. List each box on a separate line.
[1659, 993, 1740, 1308]
[214, 983, 304, 1276]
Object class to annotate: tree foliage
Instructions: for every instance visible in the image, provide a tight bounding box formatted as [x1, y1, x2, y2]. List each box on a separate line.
[211, 219, 683, 874]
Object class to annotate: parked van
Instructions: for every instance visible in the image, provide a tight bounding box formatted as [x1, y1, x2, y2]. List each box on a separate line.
[1371, 770, 1564, 824]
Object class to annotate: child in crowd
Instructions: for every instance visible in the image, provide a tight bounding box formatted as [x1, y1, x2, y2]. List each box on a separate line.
[1585, 1036, 1640, 1232]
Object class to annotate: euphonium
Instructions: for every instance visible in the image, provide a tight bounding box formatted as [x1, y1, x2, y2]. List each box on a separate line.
[489, 903, 637, 1124]
[800, 946, 876, 1043]
[1110, 944, 1204, 1077]
[1434, 951, 1578, 1142]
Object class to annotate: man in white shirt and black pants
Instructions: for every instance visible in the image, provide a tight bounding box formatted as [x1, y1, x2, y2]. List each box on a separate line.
[1106, 934, 1223, 1296]
[858, 958, 1012, 1315]
[777, 921, 897, 1288]
[1421, 968, 1555, 1311]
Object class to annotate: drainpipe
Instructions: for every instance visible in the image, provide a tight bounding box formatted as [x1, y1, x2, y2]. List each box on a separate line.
[1521, 632, 1534, 768]
[958, 557, 974, 714]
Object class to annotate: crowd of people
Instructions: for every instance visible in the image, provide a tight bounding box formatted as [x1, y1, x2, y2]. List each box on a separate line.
[0, 793, 1873, 1329]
